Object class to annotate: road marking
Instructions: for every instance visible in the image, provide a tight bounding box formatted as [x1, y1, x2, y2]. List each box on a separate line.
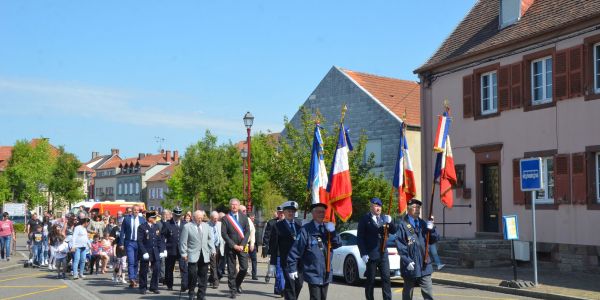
[61, 278, 102, 300]
[0, 273, 44, 282]
[393, 289, 518, 300]
[1, 285, 67, 300]
[0, 285, 67, 288]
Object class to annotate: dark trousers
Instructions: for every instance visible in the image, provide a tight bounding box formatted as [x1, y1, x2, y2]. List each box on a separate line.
[89, 254, 101, 274]
[249, 246, 257, 277]
[165, 254, 188, 290]
[308, 283, 329, 300]
[282, 269, 303, 300]
[188, 253, 209, 299]
[226, 249, 248, 292]
[218, 253, 226, 278]
[365, 257, 392, 300]
[402, 275, 433, 300]
[209, 252, 221, 287]
[139, 258, 160, 291]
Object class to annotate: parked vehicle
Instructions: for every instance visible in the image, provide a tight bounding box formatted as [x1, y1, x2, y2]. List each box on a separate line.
[89, 201, 146, 216]
[331, 229, 401, 285]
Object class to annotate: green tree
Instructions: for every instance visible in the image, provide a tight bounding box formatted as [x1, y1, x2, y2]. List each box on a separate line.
[4, 139, 55, 208]
[49, 147, 85, 210]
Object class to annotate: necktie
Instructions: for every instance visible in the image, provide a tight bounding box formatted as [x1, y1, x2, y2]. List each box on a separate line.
[376, 216, 382, 226]
[213, 225, 219, 247]
[289, 222, 295, 236]
[234, 214, 238, 222]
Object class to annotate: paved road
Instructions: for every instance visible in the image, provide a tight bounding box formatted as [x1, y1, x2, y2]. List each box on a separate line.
[0, 263, 538, 300]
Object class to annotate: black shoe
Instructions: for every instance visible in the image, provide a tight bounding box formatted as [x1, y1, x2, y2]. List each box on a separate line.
[140, 289, 147, 295]
[167, 286, 173, 291]
[265, 276, 270, 283]
[188, 294, 195, 300]
[181, 287, 188, 293]
[229, 292, 236, 299]
[149, 289, 160, 294]
[252, 276, 258, 280]
[236, 287, 243, 294]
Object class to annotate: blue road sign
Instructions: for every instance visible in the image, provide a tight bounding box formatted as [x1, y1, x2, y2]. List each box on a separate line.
[520, 158, 543, 191]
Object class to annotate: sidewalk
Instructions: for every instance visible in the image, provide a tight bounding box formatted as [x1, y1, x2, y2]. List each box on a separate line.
[432, 266, 600, 300]
[0, 233, 29, 272]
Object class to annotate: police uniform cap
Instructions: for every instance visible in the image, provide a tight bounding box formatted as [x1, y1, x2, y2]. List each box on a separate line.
[370, 197, 383, 206]
[281, 201, 298, 211]
[407, 198, 423, 206]
[276, 206, 283, 212]
[173, 206, 183, 216]
[310, 202, 327, 210]
[146, 210, 158, 219]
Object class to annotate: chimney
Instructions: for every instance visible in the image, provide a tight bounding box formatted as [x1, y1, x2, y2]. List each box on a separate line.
[92, 152, 99, 159]
[173, 150, 179, 162]
[160, 149, 165, 154]
[165, 150, 171, 163]
[111, 148, 120, 156]
[138, 153, 146, 160]
[500, 0, 533, 29]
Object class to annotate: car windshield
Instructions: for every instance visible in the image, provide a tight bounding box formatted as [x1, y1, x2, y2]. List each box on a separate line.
[340, 233, 358, 246]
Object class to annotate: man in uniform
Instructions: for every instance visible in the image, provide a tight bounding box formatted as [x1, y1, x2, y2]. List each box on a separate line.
[262, 206, 283, 284]
[221, 198, 250, 299]
[287, 202, 341, 300]
[396, 198, 438, 300]
[269, 201, 303, 300]
[357, 197, 395, 300]
[137, 211, 167, 295]
[163, 207, 188, 292]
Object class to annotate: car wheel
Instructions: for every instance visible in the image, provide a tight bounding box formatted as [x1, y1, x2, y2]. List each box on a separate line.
[343, 255, 359, 285]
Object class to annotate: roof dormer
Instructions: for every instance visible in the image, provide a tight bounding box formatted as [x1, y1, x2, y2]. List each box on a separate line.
[499, 0, 534, 29]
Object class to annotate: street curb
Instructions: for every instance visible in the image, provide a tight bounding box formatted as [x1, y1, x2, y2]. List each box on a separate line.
[0, 250, 29, 273]
[432, 278, 591, 300]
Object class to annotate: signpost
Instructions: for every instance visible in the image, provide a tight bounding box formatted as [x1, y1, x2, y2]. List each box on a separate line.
[520, 158, 543, 286]
[503, 215, 519, 281]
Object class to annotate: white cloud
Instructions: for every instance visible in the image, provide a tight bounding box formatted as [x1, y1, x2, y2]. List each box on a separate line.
[0, 77, 279, 133]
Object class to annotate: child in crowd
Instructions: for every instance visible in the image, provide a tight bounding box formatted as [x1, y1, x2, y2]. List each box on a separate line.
[100, 232, 113, 273]
[89, 234, 104, 274]
[110, 222, 127, 284]
[30, 225, 44, 267]
[54, 234, 69, 279]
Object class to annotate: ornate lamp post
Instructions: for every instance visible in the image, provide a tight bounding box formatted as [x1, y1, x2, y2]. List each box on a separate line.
[240, 148, 248, 205]
[243, 112, 254, 213]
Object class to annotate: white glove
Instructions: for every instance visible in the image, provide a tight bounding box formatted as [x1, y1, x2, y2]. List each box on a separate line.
[159, 251, 167, 258]
[142, 253, 150, 260]
[325, 222, 335, 232]
[289, 272, 298, 280]
[268, 265, 277, 276]
[427, 221, 434, 230]
[361, 255, 369, 264]
[407, 262, 415, 271]
[383, 215, 392, 224]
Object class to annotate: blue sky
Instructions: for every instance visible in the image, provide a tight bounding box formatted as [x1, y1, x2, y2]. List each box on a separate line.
[0, 1, 476, 162]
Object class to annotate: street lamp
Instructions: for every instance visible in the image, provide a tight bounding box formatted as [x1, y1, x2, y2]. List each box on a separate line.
[243, 112, 254, 213]
[240, 148, 248, 205]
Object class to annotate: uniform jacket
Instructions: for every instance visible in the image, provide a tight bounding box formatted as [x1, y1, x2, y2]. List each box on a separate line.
[357, 212, 397, 261]
[261, 218, 278, 254]
[179, 221, 215, 263]
[220, 212, 250, 252]
[137, 222, 166, 262]
[287, 221, 341, 286]
[208, 221, 225, 256]
[269, 219, 302, 269]
[395, 214, 438, 279]
[163, 219, 186, 256]
[120, 214, 146, 246]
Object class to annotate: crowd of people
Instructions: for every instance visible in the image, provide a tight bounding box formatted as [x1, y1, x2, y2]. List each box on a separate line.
[7, 195, 440, 300]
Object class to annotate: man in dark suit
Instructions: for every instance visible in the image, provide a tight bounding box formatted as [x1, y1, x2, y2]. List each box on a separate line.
[269, 201, 303, 300]
[137, 211, 167, 295]
[163, 207, 188, 292]
[119, 205, 146, 288]
[221, 198, 250, 299]
[357, 197, 396, 300]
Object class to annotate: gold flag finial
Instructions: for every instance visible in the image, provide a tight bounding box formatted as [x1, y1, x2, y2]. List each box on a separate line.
[443, 99, 450, 112]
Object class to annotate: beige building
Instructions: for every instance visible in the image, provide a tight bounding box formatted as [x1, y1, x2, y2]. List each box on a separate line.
[415, 0, 600, 271]
[145, 163, 177, 212]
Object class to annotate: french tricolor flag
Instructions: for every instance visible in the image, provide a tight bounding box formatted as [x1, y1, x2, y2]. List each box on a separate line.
[440, 137, 456, 208]
[393, 123, 416, 214]
[307, 124, 330, 215]
[433, 111, 451, 153]
[327, 122, 353, 222]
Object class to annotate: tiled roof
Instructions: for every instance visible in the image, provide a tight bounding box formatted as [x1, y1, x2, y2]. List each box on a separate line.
[340, 68, 421, 126]
[78, 164, 95, 173]
[147, 163, 177, 182]
[0, 140, 60, 171]
[96, 157, 123, 170]
[416, 0, 600, 73]
[0, 146, 13, 162]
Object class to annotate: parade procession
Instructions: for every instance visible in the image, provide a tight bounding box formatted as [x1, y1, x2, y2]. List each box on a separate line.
[2, 1, 600, 300]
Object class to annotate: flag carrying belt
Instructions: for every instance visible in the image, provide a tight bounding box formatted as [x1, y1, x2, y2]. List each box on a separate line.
[225, 214, 245, 239]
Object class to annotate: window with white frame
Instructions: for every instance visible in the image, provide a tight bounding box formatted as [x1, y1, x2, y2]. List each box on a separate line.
[135, 183, 140, 194]
[531, 56, 553, 104]
[596, 152, 600, 203]
[118, 183, 122, 195]
[594, 43, 600, 94]
[534, 156, 554, 204]
[480, 71, 498, 114]
[158, 188, 163, 199]
[150, 188, 155, 199]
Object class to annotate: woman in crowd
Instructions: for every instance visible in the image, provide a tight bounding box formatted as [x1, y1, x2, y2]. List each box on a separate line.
[71, 217, 90, 279]
[0, 212, 15, 261]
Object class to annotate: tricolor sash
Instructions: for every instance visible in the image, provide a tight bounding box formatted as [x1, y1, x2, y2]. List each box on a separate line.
[226, 214, 245, 239]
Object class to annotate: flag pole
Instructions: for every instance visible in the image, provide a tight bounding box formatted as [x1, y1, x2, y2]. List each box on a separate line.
[327, 104, 347, 273]
[424, 101, 450, 268]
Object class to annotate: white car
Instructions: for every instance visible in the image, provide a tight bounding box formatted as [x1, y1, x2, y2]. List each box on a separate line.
[331, 229, 402, 285]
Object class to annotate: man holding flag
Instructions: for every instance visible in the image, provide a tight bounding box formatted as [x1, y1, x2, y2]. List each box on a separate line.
[327, 115, 353, 222]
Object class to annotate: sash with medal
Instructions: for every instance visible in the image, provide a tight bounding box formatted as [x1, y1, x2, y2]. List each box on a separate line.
[225, 214, 246, 252]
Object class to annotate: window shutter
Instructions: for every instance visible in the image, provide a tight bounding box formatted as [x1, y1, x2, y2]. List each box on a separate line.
[513, 159, 525, 205]
[463, 74, 473, 118]
[523, 58, 532, 108]
[583, 42, 593, 96]
[568, 45, 584, 98]
[571, 152, 587, 204]
[554, 50, 569, 100]
[498, 65, 511, 111]
[554, 154, 570, 204]
[511, 62, 523, 108]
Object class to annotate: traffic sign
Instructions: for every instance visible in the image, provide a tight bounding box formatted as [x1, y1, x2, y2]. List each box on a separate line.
[503, 215, 519, 240]
[520, 158, 543, 191]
